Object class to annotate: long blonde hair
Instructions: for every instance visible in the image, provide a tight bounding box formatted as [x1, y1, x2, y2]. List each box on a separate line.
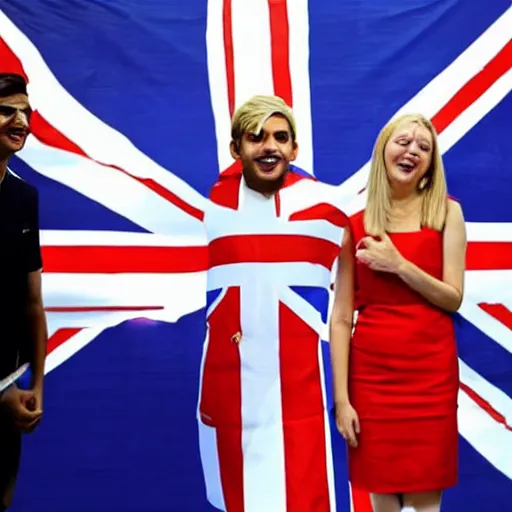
[364, 113, 448, 235]
[231, 95, 297, 148]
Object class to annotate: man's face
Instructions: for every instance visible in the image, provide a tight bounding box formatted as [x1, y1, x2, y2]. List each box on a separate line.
[231, 114, 298, 194]
[0, 93, 31, 159]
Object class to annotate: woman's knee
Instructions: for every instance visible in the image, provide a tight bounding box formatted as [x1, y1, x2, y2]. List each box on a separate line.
[403, 490, 442, 511]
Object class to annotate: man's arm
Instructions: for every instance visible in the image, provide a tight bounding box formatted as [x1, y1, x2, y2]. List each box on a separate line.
[27, 270, 47, 392]
[25, 187, 47, 407]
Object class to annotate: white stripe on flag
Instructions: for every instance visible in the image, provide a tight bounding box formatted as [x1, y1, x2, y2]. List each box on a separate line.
[19, 136, 203, 235]
[465, 223, 512, 242]
[41, 230, 206, 247]
[231, 0, 274, 107]
[464, 270, 512, 307]
[43, 273, 206, 318]
[206, 0, 233, 173]
[438, 67, 512, 154]
[458, 388, 512, 479]
[459, 360, 512, 431]
[287, 0, 314, 175]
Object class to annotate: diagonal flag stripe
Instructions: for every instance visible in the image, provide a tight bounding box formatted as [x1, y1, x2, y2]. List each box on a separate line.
[479, 303, 512, 331]
[432, 40, 512, 133]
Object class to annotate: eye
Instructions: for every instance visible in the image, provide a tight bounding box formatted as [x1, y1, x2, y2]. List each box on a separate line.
[396, 139, 409, 146]
[247, 133, 263, 143]
[0, 106, 16, 117]
[275, 132, 289, 143]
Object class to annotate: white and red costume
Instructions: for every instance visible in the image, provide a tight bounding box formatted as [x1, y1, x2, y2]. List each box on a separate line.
[198, 168, 349, 512]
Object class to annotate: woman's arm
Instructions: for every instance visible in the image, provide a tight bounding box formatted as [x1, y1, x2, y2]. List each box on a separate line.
[356, 200, 467, 313]
[396, 200, 467, 312]
[329, 228, 356, 406]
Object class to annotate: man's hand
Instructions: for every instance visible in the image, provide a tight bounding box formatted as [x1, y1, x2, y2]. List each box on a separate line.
[25, 384, 44, 415]
[1, 384, 42, 433]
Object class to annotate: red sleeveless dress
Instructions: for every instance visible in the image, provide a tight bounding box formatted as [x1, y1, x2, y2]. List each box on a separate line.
[347, 210, 459, 493]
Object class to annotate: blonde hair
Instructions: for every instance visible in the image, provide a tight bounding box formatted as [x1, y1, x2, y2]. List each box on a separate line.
[364, 113, 448, 235]
[231, 95, 297, 147]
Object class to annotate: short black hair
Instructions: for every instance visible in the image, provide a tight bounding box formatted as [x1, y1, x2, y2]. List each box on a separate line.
[0, 73, 28, 98]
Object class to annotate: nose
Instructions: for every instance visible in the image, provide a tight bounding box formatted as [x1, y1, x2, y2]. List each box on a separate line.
[14, 110, 30, 128]
[262, 136, 278, 153]
[407, 142, 420, 158]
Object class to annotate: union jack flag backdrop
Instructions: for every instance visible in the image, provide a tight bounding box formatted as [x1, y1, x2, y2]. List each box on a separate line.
[0, 0, 511, 510]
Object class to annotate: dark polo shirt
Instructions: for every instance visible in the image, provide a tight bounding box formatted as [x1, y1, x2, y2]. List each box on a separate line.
[0, 170, 42, 380]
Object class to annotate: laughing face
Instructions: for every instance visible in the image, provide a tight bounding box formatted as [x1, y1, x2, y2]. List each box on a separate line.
[0, 92, 32, 160]
[384, 121, 433, 191]
[231, 114, 298, 194]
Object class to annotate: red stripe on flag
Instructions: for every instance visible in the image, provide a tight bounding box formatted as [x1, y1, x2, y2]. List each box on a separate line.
[268, 0, 293, 106]
[0, 37, 27, 78]
[209, 234, 340, 270]
[478, 303, 512, 330]
[118, 171, 205, 221]
[31, 111, 88, 157]
[279, 302, 331, 509]
[460, 382, 512, 431]
[223, 0, 235, 117]
[466, 241, 512, 270]
[351, 487, 373, 512]
[47, 327, 83, 354]
[199, 287, 244, 511]
[41, 245, 207, 273]
[432, 40, 512, 133]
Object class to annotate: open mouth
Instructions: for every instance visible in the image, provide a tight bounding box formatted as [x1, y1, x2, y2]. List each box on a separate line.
[5, 128, 27, 145]
[255, 155, 281, 173]
[397, 162, 415, 173]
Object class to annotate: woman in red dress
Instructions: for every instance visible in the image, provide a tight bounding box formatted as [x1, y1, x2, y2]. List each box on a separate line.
[329, 113, 467, 512]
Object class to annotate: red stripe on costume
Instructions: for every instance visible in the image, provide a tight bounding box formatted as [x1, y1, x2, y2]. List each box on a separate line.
[432, 40, 512, 133]
[47, 328, 83, 354]
[478, 303, 512, 331]
[41, 245, 207, 273]
[466, 241, 512, 270]
[279, 303, 330, 510]
[351, 487, 373, 512]
[289, 202, 350, 228]
[223, 0, 236, 117]
[200, 287, 244, 511]
[209, 234, 340, 270]
[268, 0, 293, 106]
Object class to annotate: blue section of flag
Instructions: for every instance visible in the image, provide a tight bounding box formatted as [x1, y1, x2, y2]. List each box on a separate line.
[290, 286, 330, 324]
[444, 92, 512, 221]
[15, 312, 213, 512]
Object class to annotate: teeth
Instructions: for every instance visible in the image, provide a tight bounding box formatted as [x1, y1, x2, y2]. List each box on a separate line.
[259, 157, 278, 164]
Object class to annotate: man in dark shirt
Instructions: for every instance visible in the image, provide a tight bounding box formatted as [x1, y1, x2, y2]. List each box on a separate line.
[0, 73, 48, 510]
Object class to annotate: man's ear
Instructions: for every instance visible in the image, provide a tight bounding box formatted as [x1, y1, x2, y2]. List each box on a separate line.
[290, 141, 299, 162]
[230, 140, 241, 160]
